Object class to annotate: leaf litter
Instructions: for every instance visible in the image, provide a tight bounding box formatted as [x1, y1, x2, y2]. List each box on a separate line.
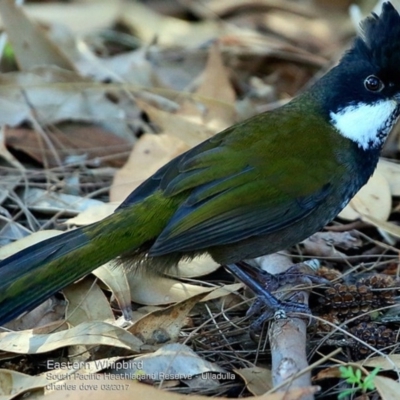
[0, 0, 400, 399]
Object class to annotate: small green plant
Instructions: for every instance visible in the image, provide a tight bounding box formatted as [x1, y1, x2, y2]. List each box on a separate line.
[338, 365, 380, 399]
[3, 42, 14, 61]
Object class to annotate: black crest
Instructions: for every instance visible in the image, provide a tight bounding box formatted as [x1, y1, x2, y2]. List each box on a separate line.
[343, 2, 400, 73]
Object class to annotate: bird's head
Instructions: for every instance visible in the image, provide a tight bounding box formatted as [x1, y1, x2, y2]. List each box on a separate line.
[315, 2, 400, 150]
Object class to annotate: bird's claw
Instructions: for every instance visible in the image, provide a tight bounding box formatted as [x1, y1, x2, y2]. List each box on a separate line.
[249, 299, 312, 330]
[224, 262, 313, 331]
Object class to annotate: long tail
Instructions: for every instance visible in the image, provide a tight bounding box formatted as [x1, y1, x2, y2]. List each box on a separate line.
[0, 192, 179, 325]
[0, 228, 94, 324]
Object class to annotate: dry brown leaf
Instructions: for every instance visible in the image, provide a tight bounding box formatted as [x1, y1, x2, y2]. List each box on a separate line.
[99, 49, 159, 87]
[262, 11, 333, 50]
[174, 255, 220, 278]
[110, 133, 189, 202]
[128, 270, 241, 306]
[6, 124, 131, 168]
[128, 274, 210, 305]
[361, 214, 400, 239]
[203, 0, 318, 18]
[190, 43, 236, 131]
[0, 127, 25, 173]
[24, 0, 120, 34]
[104, 344, 226, 383]
[0, 369, 48, 399]
[93, 262, 132, 321]
[0, 0, 73, 71]
[201, 283, 244, 301]
[254, 251, 292, 275]
[376, 158, 400, 196]
[234, 367, 272, 396]
[137, 100, 214, 146]
[65, 203, 120, 226]
[339, 170, 391, 221]
[39, 374, 319, 400]
[128, 292, 212, 343]
[313, 366, 341, 380]
[130, 305, 162, 323]
[0, 230, 63, 259]
[301, 231, 361, 258]
[0, 67, 135, 140]
[41, 377, 161, 400]
[4, 298, 66, 331]
[357, 354, 400, 370]
[0, 218, 31, 247]
[64, 278, 115, 326]
[23, 188, 104, 216]
[120, 2, 218, 47]
[0, 321, 143, 354]
[255, 386, 320, 399]
[196, 43, 236, 105]
[374, 375, 400, 400]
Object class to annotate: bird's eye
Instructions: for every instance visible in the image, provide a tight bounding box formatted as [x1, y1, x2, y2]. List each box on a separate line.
[364, 75, 384, 92]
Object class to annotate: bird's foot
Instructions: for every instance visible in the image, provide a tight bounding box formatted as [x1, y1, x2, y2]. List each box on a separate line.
[224, 263, 313, 327]
[248, 292, 311, 331]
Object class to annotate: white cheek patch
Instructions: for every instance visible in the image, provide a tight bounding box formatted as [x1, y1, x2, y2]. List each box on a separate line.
[329, 100, 399, 150]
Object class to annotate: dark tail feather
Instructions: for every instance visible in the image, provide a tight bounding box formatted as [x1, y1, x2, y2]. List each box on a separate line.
[0, 228, 91, 325]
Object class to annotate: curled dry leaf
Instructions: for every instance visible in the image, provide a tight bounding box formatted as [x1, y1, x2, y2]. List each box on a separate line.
[0, 0, 73, 71]
[93, 261, 132, 321]
[201, 283, 244, 301]
[0, 126, 25, 172]
[0, 321, 143, 354]
[301, 231, 361, 258]
[0, 66, 135, 140]
[5, 124, 132, 168]
[65, 203, 120, 226]
[253, 251, 293, 275]
[136, 99, 214, 147]
[361, 214, 400, 240]
[0, 219, 32, 247]
[128, 271, 241, 306]
[110, 133, 189, 202]
[359, 354, 400, 370]
[107, 343, 226, 379]
[128, 274, 209, 305]
[64, 278, 115, 327]
[338, 170, 391, 221]
[376, 158, 400, 196]
[130, 305, 162, 323]
[41, 378, 320, 400]
[234, 366, 272, 396]
[0, 230, 63, 259]
[23, 0, 120, 34]
[313, 366, 341, 381]
[263, 10, 334, 51]
[24, 188, 104, 216]
[374, 375, 400, 400]
[174, 255, 220, 278]
[4, 298, 66, 331]
[196, 43, 236, 105]
[0, 369, 48, 399]
[120, 1, 218, 47]
[128, 291, 212, 344]
[43, 376, 184, 400]
[190, 42, 236, 132]
[309, 231, 362, 250]
[91, 48, 158, 87]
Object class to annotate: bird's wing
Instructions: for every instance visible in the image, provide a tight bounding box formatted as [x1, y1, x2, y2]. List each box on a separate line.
[139, 107, 339, 256]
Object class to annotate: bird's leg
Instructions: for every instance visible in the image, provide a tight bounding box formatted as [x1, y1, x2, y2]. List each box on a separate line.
[224, 261, 328, 329]
[224, 263, 310, 316]
[239, 261, 329, 295]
